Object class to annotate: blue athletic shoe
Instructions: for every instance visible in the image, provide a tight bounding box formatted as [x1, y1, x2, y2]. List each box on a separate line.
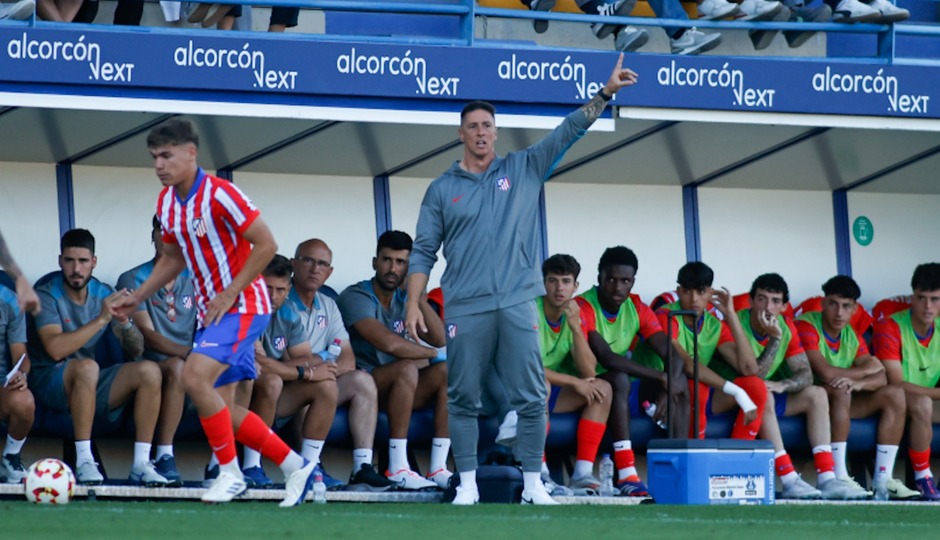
[915, 477, 940, 501]
[202, 464, 219, 488]
[616, 478, 650, 497]
[314, 463, 345, 491]
[154, 455, 183, 487]
[242, 466, 275, 489]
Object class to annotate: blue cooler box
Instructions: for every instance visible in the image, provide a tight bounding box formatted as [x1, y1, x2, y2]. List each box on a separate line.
[647, 439, 775, 505]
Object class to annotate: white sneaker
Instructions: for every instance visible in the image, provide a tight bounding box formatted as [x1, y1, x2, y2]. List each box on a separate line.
[780, 476, 822, 499]
[886, 478, 921, 500]
[832, 0, 881, 22]
[734, 0, 784, 20]
[495, 411, 518, 447]
[818, 476, 871, 500]
[671, 28, 722, 55]
[129, 461, 171, 487]
[426, 468, 453, 489]
[279, 460, 316, 507]
[387, 468, 438, 490]
[0, 453, 27, 484]
[836, 475, 873, 497]
[590, 0, 638, 40]
[202, 471, 246, 503]
[453, 484, 479, 505]
[0, 0, 34, 20]
[521, 484, 560, 505]
[541, 470, 574, 496]
[615, 26, 650, 52]
[698, 0, 741, 19]
[76, 461, 104, 485]
[866, 0, 909, 22]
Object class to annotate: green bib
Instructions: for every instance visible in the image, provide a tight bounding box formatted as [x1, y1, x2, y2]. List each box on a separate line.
[536, 296, 578, 376]
[891, 310, 940, 388]
[711, 308, 790, 381]
[633, 301, 722, 372]
[579, 287, 640, 375]
[795, 311, 858, 370]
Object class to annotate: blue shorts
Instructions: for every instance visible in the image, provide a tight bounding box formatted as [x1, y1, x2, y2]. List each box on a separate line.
[193, 313, 270, 388]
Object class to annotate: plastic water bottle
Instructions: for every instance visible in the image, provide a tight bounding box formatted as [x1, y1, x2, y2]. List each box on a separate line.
[643, 401, 668, 431]
[873, 475, 888, 502]
[312, 473, 327, 504]
[599, 454, 615, 497]
[326, 338, 342, 364]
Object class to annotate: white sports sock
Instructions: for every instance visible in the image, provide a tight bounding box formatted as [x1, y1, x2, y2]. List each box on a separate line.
[388, 438, 409, 472]
[133, 442, 152, 467]
[430, 438, 451, 472]
[5, 435, 25, 456]
[459, 470, 477, 491]
[875, 444, 899, 481]
[523, 471, 543, 492]
[541, 461, 550, 475]
[301, 439, 325, 465]
[75, 440, 95, 465]
[572, 459, 594, 480]
[831, 441, 848, 477]
[278, 452, 305, 476]
[156, 445, 174, 460]
[353, 449, 373, 470]
[243, 447, 262, 469]
[208, 452, 220, 469]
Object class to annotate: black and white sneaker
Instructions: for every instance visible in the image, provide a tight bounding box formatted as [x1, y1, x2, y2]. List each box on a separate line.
[347, 463, 395, 492]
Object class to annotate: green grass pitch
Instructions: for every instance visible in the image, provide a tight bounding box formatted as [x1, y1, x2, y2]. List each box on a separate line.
[1, 501, 932, 540]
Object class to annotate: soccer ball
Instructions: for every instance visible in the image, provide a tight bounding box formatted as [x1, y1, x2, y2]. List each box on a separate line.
[24, 458, 75, 505]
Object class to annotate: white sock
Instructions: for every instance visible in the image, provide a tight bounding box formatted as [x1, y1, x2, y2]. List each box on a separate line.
[133, 442, 152, 467]
[353, 449, 373, 470]
[459, 470, 477, 492]
[389, 438, 409, 472]
[573, 459, 594, 480]
[219, 456, 241, 477]
[831, 441, 848, 478]
[523, 471, 543, 492]
[430, 438, 451, 472]
[875, 444, 899, 481]
[75, 440, 95, 465]
[156, 445, 174, 460]
[5, 435, 25, 456]
[243, 448, 262, 469]
[541, 461, 550, 475]
[278, 452, 305, 476]
[301, 439, 325, 465]
[208, 452, 220, 469]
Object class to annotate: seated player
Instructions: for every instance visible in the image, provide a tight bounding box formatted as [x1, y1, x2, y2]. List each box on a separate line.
[797, 275, 917, 500]
[0, 277, 35, 483]
[29, 229, 168, 486]
[633, 262, 765, 442]
[537, 254, 611, 493]
[116, 215, 198, 486]
[246, 255, 338, 488]
[338, 231, 448, 490]
[872, 263, 940, 501]
[576, 246, 689, 497]
[710, 273, 869, 499]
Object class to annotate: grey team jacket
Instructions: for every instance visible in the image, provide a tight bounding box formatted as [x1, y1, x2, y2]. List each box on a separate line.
[409, 107, 595, 319]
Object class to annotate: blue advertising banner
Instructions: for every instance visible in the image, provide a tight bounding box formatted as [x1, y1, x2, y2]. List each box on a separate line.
[0, 26, 935, 119]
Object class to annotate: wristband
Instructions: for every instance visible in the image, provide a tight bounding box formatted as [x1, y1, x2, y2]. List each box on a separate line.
[597, 88, 612, 101]
[723, 381, 757, 413]
[296, 366, 305, 381]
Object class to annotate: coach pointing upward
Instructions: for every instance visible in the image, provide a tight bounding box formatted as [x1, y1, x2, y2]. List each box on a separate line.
[405, 54, 637, 506]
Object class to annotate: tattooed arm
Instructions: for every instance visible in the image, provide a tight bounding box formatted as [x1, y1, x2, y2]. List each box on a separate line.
[579, 53, 638, 122]
[767, 353, 813, 393]
[754, 336, 781, 379]
[0, 229, 39, 314]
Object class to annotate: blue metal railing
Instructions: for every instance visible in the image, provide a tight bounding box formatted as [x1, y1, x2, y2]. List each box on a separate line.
[6, 0, 939, 62]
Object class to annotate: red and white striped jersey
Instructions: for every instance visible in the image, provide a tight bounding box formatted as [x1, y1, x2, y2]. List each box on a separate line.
[157, 169, 271, 326]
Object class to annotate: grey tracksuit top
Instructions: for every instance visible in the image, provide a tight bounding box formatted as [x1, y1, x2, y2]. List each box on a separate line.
[409, 107, 594, 319]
